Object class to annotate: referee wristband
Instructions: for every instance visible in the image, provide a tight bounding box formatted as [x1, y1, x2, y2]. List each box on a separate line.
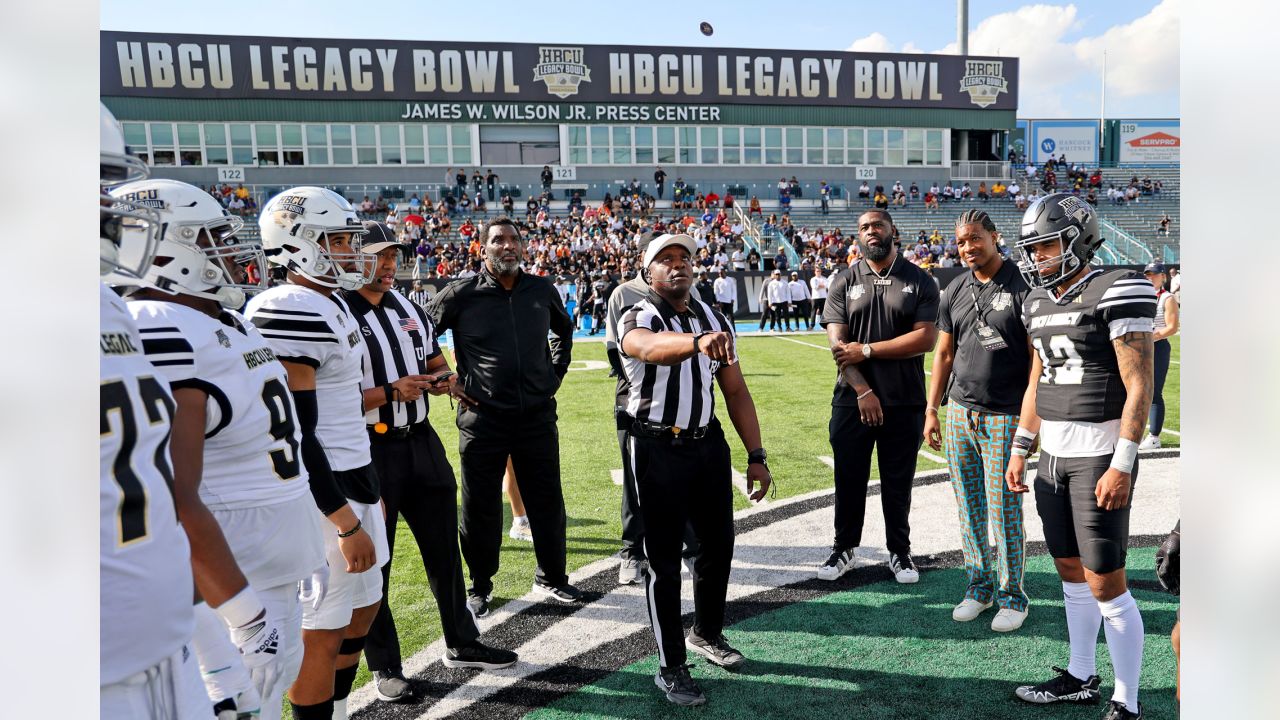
[1110, 438, 1139, 473]
[337, 519, 363, 538]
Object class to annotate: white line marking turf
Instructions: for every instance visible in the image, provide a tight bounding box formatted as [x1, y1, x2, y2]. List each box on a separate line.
[772, 335, 931, 373]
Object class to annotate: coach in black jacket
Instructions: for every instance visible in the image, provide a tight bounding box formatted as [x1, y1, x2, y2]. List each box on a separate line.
[426, 216, 582, 616]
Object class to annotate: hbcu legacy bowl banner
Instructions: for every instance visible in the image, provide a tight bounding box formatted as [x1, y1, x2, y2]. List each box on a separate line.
[101, 31, 1018, 111]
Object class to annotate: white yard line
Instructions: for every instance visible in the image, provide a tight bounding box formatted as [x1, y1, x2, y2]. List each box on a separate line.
[1161, 428, 1181, 437]
[918, 449, 948, 464]
[817, 455, 835, 469]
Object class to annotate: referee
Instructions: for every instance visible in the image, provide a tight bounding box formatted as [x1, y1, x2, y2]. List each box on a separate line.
[923, 209, 1033, 632]
[344, 223, 516, 704]
[604, 235, 699, 586]
[619, 233, 772, 707]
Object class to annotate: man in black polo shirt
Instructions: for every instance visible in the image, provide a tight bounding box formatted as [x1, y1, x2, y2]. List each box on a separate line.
[818, 209, 939, 584]
[425, 216, 580, 617]
[344, 224, 516, 703]
[923, 209, 1033, 633]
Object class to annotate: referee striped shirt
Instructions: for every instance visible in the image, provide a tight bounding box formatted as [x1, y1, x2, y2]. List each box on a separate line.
[343, 288, 442, 428]
[618, 291, 734, 431]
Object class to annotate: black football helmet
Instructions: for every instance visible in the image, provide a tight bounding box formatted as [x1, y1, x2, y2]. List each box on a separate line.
[1014, 192, 1103, 290]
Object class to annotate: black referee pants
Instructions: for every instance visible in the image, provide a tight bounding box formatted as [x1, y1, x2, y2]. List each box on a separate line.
[632, 421, 735, 669]
[365, 424, 479, 671]
[457, 402, 567, 597]
[618, 408, 701, 563]
[829, 404, 925, 556]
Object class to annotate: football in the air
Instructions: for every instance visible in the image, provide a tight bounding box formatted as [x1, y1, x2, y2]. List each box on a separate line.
[700, 22, 714, 36]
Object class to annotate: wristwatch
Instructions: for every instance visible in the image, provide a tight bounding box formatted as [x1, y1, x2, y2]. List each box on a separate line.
[747, 448, 768, 466]
[862, 343, 874, 359]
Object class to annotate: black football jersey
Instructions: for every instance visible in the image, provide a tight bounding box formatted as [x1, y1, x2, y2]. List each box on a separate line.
[1022, 269, 1157, 423]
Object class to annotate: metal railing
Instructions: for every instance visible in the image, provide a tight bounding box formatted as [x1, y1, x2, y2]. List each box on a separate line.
[1099, 218, 1155, 265]
[950, 160, 1013, 182]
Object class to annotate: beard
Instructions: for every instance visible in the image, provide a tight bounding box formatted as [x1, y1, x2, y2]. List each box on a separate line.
[486, 249, 522, 276]
[858, 237, 892, 262]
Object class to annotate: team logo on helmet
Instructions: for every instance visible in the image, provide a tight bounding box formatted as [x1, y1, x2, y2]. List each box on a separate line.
[959, 60, 1009, 108]
[534, 47, 591, 99]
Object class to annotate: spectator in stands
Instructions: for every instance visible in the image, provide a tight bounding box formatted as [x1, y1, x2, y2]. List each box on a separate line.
[673, 177, 688, 207]
[705, 190, 721, 208]
[541, 165, 553, 191]
[819, 181, 832, 215]
[227, 194, 245, 215]
[1085, 189, 1098, 206]
[991, 181, 1006, 199]
[1126, 184, 1141, 204]
[1014, 191, 1029, 210]
[909, 182, 920, 202]
[859, 181, 871, 200]
[961, 183, 973, 200]
[942, 184, 955, 203]
[924, 191, 939, 212]
[1158, 214, 1171, 236]
[498, 192, 513, 215]
[773, 247, 789, 273]
[408, 193, 421, 211]
[977, 182, 989, 202]
[874, 190, 890, 210]
[1007, 180, 1020, 200]
[789, 176, 802, 197]
[474, 192, 487, 213]
[747, 248, 761, 271]
[485, 169, 499, 202]
[1153, 179, 1164, 197]
[1089, 169, 1103, 189]
[780, 190, 792, 212]
[458, 193, 472, 215]
[748, 195, 763, 217]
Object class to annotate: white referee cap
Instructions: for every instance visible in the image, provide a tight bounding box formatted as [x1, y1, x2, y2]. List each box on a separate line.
[642, 233, 696, 268]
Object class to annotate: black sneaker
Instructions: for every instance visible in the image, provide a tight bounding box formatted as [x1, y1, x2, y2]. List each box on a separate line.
[374, 668, 415, 702]
[889, 553, 920, 583]
[654, 663, 707, 706]
[1102, 700, 1143, 719]
[442, 641, 518, 670]
[1015, 666, 1102, 704]
[532, 579, 584, 603]
[686, 633, 746, 669]
[816, 546, 857, 581]
[466, 593, 492, 619]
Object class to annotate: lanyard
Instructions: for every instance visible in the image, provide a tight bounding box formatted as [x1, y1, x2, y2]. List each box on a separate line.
[968, 279, 995, 328]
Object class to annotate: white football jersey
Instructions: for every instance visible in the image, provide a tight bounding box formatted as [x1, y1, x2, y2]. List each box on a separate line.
[245, 284, 371, 472]
[128, 301, 311, 511]
[99, 284, 194, 685]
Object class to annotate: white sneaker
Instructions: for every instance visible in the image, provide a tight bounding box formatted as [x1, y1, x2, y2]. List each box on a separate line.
[1138, 435, 1161, 451]
[889, 553, 919, 584]
[991, 607, 1029, 632]
[816, 547, 857, 581]
[952, 598, 993, 622]
[508, 521, 533, 542]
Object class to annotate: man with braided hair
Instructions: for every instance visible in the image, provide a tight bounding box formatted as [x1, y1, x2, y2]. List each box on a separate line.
[925, 208, 1034, 632]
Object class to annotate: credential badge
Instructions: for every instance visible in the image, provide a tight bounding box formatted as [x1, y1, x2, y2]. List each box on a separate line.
[960, 60, 1009, 108]
[534, 47, 592, 99]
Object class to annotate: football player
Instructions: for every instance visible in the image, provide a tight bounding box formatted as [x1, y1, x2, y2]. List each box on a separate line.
[245, 187, 386, 720]
[1005, 193, 1156, 720]
[114, 177, 329, 720]
[99, 104, 211, 719]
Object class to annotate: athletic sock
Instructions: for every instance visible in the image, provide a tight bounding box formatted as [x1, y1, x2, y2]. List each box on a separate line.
[1099, 590, 1144, 710]
[1062, 581, 1102, 681]
[331, 697, 347, 720]
[289, 699, 334, 720]
[512, 515, 529, 527]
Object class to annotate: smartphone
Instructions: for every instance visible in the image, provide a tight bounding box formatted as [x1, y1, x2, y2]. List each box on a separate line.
[431, 371, 456, 386]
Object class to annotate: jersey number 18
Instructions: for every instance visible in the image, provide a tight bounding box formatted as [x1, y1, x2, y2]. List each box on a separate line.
[1033, 334, 1084, 385]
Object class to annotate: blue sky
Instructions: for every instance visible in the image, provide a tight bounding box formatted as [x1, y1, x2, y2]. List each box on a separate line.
[100, 0, 1178, 119]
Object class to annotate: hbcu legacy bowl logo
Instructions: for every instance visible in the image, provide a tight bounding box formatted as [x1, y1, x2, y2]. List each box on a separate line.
[533, 46, 592, 99]
[959, 60, 1008, 108]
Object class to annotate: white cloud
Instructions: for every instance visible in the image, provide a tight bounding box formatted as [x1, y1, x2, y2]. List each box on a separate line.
[846, 32, 895, 53]
[842, 1, 1179, 117]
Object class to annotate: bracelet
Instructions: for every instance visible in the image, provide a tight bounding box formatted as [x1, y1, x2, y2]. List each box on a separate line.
[383, 384, 395, 405]
[856, 388, 874, 400]
[926, 405, 939, 415]
[337, 518, 363, 538]
[1110, 438, 1139, 473]
[1010, 445, 1030, 457]
[212, 586, 265, 629]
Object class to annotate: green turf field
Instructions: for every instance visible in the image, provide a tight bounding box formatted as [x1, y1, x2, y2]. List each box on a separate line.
[362, 332, 1180, 689]
[526, 548, 1178, 720]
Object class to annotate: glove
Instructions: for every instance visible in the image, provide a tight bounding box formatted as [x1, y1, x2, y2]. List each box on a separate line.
[298, 564, 330, 611]
[1155, 521, 1180, 595]
[229, 612, 282, 672]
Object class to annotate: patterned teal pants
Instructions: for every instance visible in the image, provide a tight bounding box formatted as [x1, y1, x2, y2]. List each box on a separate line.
[944, 404, 1028, 611]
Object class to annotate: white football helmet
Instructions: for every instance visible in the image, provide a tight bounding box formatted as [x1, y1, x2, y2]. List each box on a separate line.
[258, 187, 372, 290]
[101, 103, 160, 279]
[109, 179, 268, 309]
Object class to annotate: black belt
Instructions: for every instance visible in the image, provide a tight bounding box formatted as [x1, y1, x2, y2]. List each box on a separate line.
[367, 422, 426, 440]
[631, 419, 708, 441]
